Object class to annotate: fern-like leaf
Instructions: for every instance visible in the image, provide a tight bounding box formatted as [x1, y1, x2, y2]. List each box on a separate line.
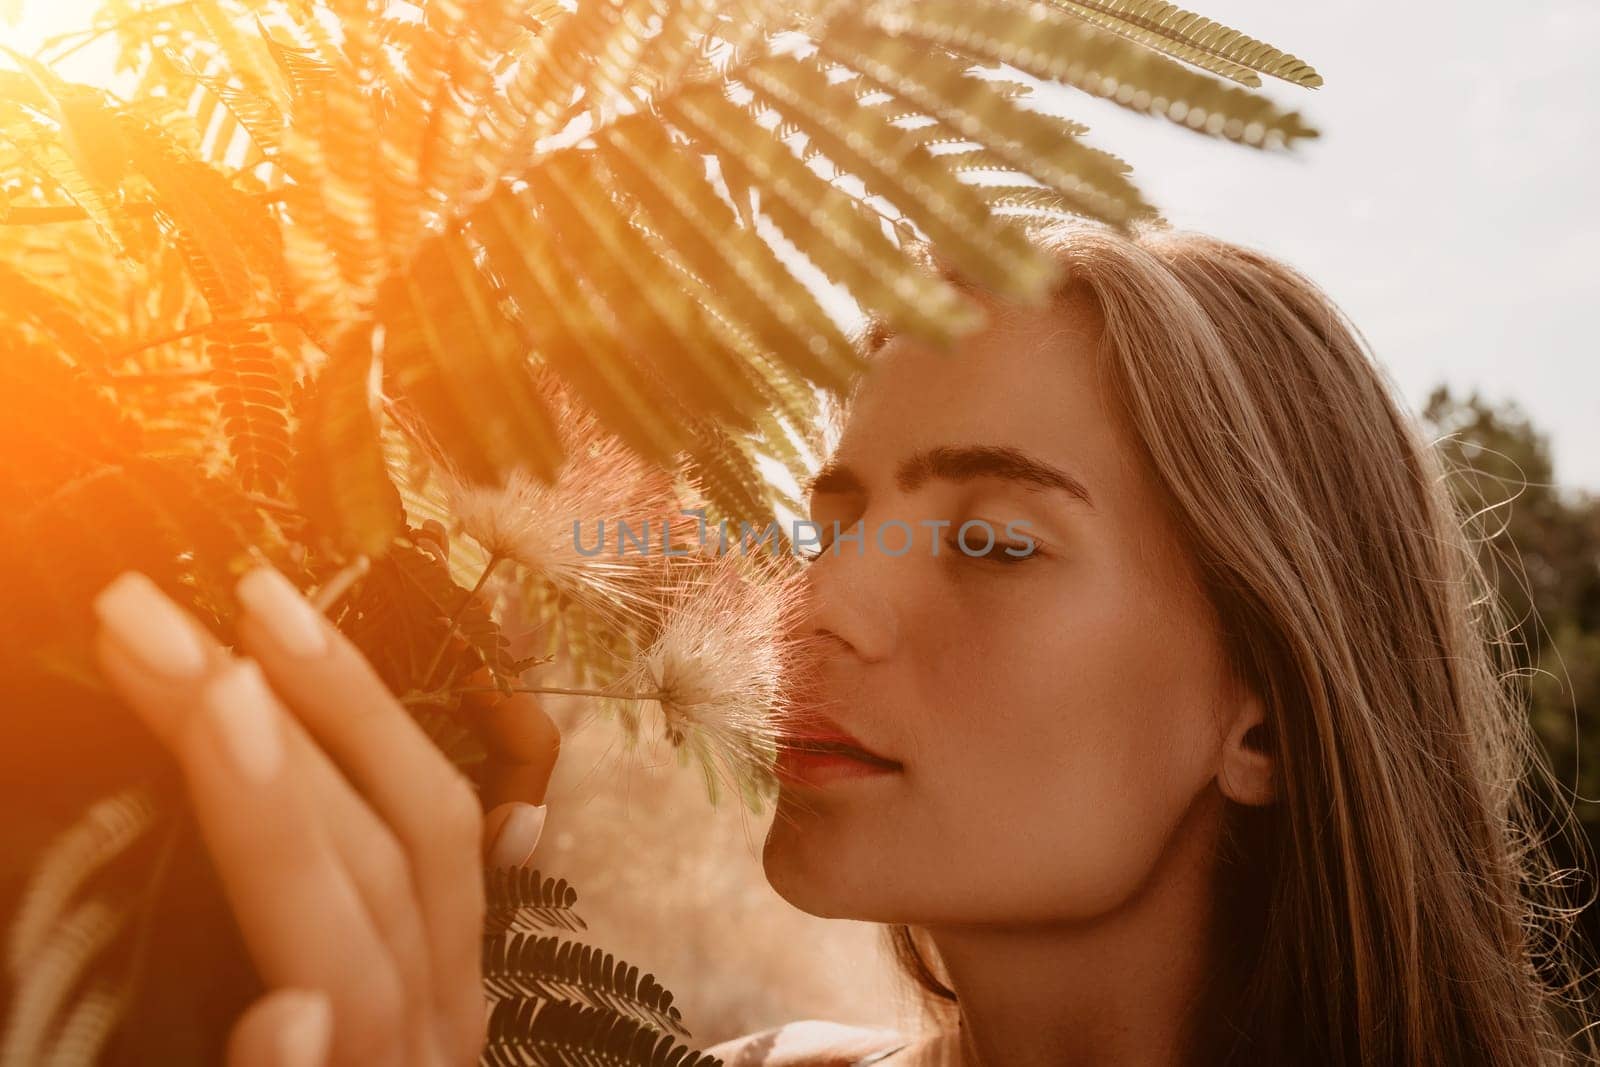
[526, 151, 766, 431]
[739, 54, 1057, 302]
[0, 899, 135, 1067]
[1044, 0, 1322, 88]
[594, 117, 866, 396]
[818, 23, 1156, 225]
[6, 787, 158, 976]
[114, 110, 273, 313]
[471, 190, 692, 468]
[681, 418, 780, 534]
[483, 933, 690, 1037]
[484, 867, 590, 937]
[663, 87, 980, 344]
[38, 974, 131, 1067]
[339, 536, 520, 693]
[865, 0, 1318, 147]
[378, 227, 566, 488]
[207, 318, 293, 493]
[257, 20, 335, 100]
[164, 50, 286, 158]
[292, 333, 405, 557]
[0, 261, 111, 366]
[483, 995, 722, 1067]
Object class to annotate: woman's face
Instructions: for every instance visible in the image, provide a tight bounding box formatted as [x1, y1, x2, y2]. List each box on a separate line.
[762, 289, 1263, 926]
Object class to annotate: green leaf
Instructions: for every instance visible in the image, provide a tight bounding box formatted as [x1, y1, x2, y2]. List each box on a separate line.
[596, 117, 867, 396]
[663, 86, 981, 345]
[483, 996, 723, 1067]
[864, 0, 1319, 147]
[740, 53, 1058, 301]
[526, 150, 766, 431]
[483, 932, 690, 1036]
[293, 333, 404, 558]
[1040, 0, 1322, 88]
[378, 228, 566, 488]
[818, 23, 1157, 225]
[484, 867, 589, 937]
[206, 319, 293, 494]
[470, 189, 694, 469]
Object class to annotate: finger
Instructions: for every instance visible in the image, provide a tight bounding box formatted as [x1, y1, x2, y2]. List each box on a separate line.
[459, 677, 560, 868]
[227, 989, 332, 1067]
[92, 575, 437, 1042]
[482, 800, 548, 870]
[472, 690, 562, 810]
[234, 566, 488, 1062]
[274, 704, 444, 1046]
[92, 574, 416, 1065]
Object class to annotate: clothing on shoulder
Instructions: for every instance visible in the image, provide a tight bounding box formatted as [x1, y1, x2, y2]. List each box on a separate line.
[703, 1018, 912, 1066]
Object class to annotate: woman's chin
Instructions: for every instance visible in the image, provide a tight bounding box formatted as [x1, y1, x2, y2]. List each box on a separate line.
[761, 800, 887, 920]
[760, 807, 823, 907]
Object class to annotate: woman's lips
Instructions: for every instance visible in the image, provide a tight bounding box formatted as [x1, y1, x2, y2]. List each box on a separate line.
[775, 736, 903, 786]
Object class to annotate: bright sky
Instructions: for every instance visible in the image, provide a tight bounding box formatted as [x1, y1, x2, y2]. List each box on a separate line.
[1035, 0, 1600, 491]
[3, 0, 100, 54]
[7, 1, 1597, 488]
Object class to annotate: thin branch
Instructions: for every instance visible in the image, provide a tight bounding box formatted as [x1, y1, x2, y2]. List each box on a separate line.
[113, 313, 303, 360]
[401, 684, 671, 708]
[35, 1, 203, 63]
[418, 553, 504, 688]
[1, 189, 290, 226]
[0, 205, 120, 224]
[115, 792, 184, 1034]
[101, 368, 213, 383]
[311, 556, 372, 614]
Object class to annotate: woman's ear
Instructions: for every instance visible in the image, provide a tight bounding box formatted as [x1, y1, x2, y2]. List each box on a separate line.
[1217, 690, 1276, 807]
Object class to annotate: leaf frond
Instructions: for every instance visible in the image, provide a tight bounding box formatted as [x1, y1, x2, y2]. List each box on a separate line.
[815, 22, 1157, 225]
[1043, 0, 1322, 88]
[378, 228, 566, 488]
[6, 787, 159, 976]
[595, 117, 866, 395]
[526, 151, 767, 431]
[740, 55, 1061, 303]
[483, 996, 723, 1067]
[663, 86, 980, 344]
[470, 189, 694, 468]
[863, 0, 1319, 147]
[482, 932, 690, 1037]
[484, 867, 589, 936]
[0, 898, 135, 1067]
[207, 318, 293, 494]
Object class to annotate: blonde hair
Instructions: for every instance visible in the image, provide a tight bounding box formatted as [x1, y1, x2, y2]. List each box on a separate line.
[876, 223, 1596, 1065]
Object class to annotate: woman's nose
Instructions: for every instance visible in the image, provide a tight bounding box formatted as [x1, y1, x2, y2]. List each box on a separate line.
[798, 533, 901, 663]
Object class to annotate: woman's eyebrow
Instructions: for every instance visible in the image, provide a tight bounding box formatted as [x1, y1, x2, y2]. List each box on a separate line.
[804, 445, 1093, 507]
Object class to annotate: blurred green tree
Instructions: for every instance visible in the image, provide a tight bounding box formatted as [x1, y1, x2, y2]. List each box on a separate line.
[1423, 384, 1600, 973]
[1422, 387, 1600, 821]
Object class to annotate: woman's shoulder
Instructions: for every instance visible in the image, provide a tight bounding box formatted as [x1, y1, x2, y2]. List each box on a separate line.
[701, 1018, 913, 1066]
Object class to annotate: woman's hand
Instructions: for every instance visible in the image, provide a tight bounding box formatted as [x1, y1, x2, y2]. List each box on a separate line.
[91, 567, 562, 1067]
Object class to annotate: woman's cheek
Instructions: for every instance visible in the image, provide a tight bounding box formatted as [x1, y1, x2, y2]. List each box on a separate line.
[1026, 752, 1184, 918]
[947, 691, 1209, 920]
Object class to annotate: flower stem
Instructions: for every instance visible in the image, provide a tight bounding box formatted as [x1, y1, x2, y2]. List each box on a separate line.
[418, 552, 503, 688]
[401, 684, 669, 707]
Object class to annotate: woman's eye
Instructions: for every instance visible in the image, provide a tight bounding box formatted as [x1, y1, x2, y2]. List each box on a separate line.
[943, 533, 1038, 564]
[796, 531, 837, 563]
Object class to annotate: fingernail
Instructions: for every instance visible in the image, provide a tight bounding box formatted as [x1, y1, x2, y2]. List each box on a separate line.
[202, 660, 284, 785]
[487, 802, 546, 868]
[277, 990, 332, 1067]
[237, 567, 329, 659]
[93, 572, 207, 678]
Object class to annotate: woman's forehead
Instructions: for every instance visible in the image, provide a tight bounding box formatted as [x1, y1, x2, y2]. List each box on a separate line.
[829, 300, 1126, 487]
